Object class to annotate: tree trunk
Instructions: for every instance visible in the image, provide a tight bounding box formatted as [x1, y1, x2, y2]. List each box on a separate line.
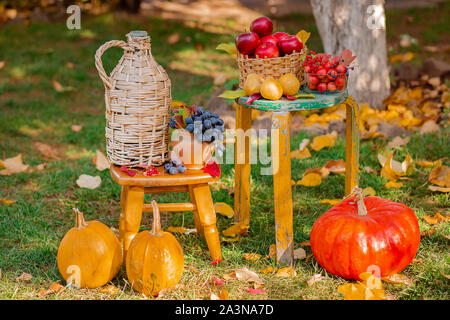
[310, 0, 390, 109]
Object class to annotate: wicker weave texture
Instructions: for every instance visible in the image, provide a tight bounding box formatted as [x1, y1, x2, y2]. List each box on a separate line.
[95, 32, 171, 167]
[237, 48, 307, 88]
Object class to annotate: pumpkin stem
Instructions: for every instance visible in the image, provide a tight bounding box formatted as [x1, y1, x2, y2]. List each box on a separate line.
[73, 208, 88, 230]
[150, 200, 163, 236]
[351, 187, 368, 216]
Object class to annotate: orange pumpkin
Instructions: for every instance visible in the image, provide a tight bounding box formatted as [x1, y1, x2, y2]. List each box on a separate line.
[126, 200, 184, 296]
[311, 188, 420, 280]
[57, 208, 123, 288]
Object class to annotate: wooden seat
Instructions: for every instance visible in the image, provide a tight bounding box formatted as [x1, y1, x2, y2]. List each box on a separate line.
[110, 165, 222, 262]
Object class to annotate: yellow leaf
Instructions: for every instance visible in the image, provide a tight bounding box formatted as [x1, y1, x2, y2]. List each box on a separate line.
[219, 289, 229, 300]
[324, 159, 345, 174]
[428, 165, 450, 188]
[385, 181, 403, 189]
[0, 154, 29, 175]
[171, 100, 186, 108]
[389, 52, 414, 63]
[304, 166, 329, 177]
[214, 202, 234, 218]
[442, 233, 450, 240]
[0, 199, 15, 205]
[290, 148, 311, 159]
[259, 266, 274, 274]
[222, 223, 249, 237]
[222, 236, 240, 242]
[243, 253, 261, 261]
[297, 173, 322, 187]
[321, 199, 341, 205]
[416, 159, 442, 167]
[310, 132, 337, 151]
[382, 274, 412, 286]
[362, 187, 376, 196]
[338, 272, 386, 300]
[428, 185, 450, 192]
[216, 43, 238, 56]
[296, 30, 311, 44]
[422, 213, 449, 225]
[218, 89, 247, 99]
[98, 285, 119, 295]
[166, 226, 188, 234]
[300, 241, 311, 247]
[276, 267, 297, 277]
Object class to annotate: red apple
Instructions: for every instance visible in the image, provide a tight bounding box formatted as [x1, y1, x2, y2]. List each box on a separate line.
[323, 61, 332, 71]
[327, 81, 337, 92]
[278, 35, 303, 55]
[317, 82, 327, 92]
[317, 67, 327, 80]
[308, 74, 319, 86]
[260, 35, 278, 46]
[272, 32, 290, 41]
[250, 17, 273, 37]
[255, 42, 279, 59]
[336, 76, 346, 90]
[235, 32, 260, 56]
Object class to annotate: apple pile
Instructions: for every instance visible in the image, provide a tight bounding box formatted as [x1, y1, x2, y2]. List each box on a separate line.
[235, 17, 303, 59]
[303, 51, 349, 92]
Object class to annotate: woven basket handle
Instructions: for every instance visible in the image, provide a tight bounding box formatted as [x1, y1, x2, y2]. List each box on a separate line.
[95, 40, 131, 89]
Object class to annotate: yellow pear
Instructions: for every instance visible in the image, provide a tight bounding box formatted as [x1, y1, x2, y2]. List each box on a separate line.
[278, 73, 300, 96]
[243, 73, 264, 95]
[260, 77, 283, 100]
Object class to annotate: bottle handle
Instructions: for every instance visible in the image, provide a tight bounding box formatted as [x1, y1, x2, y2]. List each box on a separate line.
[94, 40, 131, 89]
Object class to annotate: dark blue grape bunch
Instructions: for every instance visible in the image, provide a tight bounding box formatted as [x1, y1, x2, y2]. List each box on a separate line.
[164, 159, 186, 174]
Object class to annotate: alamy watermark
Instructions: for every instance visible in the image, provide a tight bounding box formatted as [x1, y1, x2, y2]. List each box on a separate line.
[66, 5, 81, 30]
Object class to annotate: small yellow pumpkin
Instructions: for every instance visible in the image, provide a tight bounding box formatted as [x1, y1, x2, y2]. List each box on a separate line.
[126, 200, 184, 296]
[57, 208, 122, 288]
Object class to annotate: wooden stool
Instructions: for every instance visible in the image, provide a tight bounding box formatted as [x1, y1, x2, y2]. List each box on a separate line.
[110, 165, 222, 262]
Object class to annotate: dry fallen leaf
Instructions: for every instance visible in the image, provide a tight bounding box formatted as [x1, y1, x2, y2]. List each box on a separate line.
[243, 253, 261, 261]
[223, 267, 264, 288]
[321, 199, 342, 206]
[428, 165, 450, 188]
[247, 287, 265, 295]
[307, 273, 323, 286]
[93, 150, 110, 171]
[222, 223, 249, 237]
[294, 247, 306, 260]
[0, 198, 15, 205]
[362, 187, 376, 196]
[269, 244, 276, 259]
[66, 62, 75, 68]
[428, 185, 450, 192]
[166, 226, 197, 234]
[276, 267, 297, 277]
[422, 213, 449, 225]
[71, 124, 83, 132]
[382, 274, 413, 286]
[385, 181, 403, 189]
[420, 228, 436, 237]
[420, 120, 440, 134]
[412, 258, 423, 263]
[167, 32, 180, 44]
[98, 285, 119, 295]
[290, 148, 311, 159]
[33, 142, 60, 159]
[324, 159, 345, 174]
[222, 235, 240, 242]
[16, 272, 32, 282]
[37, 282, 64, 297]
[387, 136, 410, 148]
[310, 132, 337, 151]
[442, 234, 450, 240]
[219, 289, 229, 300]
[76, 174, 101, 189]
[158, 284, 186, 297]
[300, 241, 311, 247]
[338, 272, 386, 300]
[0, 154, 29, 175]
[214, 202, 234, 218]
[259, 267, 274, 274]
[52, 77, 73, 92]
[0, 61, 5, 70]
[297, 172, 322, 187]
[304, 166, 330, 178]
[417, 159, 442, 167]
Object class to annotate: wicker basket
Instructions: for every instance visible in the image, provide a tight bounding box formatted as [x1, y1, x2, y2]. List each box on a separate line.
[237, 48, 307, 88]
[95, 30, 171, 167]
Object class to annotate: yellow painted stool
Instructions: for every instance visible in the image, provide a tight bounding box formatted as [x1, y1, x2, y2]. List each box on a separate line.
[234, 94, 360, 266]
[110, 165, 222, 262]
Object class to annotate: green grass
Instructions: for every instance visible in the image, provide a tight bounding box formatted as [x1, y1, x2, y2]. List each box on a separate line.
[0, 10, 449, 300]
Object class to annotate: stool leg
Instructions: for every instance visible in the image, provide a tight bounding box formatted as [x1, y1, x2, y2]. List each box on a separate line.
[234, 102, 252, 230]
[345, 96, 360, 195]
[272, 112, 294, 266]
[192, 183, 222, 261]
[188, 185, 203, 235]
[119, 186, 144, 262]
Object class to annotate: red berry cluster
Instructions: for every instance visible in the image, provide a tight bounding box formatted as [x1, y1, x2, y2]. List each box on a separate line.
[303, 51, 348, 92]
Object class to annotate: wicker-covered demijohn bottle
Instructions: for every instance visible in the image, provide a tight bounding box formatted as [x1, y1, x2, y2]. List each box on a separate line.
[95, 30, 171, 166]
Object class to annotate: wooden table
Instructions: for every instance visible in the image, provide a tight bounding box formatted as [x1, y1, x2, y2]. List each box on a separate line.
[233, 90, 360, 265]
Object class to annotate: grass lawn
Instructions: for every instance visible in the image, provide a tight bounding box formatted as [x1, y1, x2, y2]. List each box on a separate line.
[0, 7, 449, 300]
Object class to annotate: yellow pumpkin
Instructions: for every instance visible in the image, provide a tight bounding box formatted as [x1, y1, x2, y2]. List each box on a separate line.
[57, 208, 123, 288]
[126, 200, 184, 296]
